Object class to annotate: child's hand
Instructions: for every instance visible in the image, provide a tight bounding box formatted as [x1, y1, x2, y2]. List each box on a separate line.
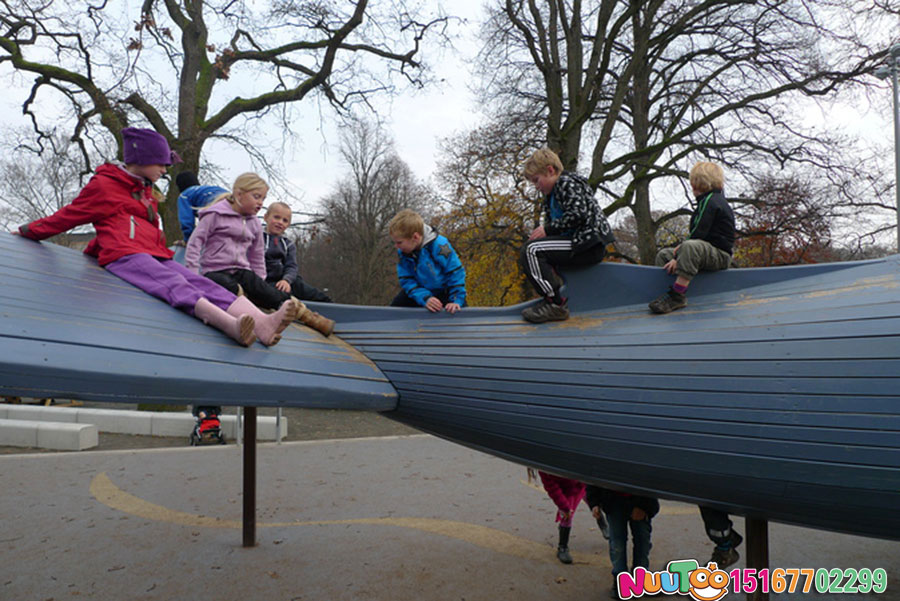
[528, 225, 546, 241]
[631, 507, 647, 521]
[591, 506, 601, 520]
[275, 279, 291, 293]
[663, 258, 678, 274]
[445, 302, 461, 314]
[425, 296, 444, 312]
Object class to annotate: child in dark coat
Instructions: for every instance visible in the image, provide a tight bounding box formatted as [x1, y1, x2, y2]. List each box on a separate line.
[262, 202, 332, 303]
[649, 161, 735, 314]
[585, 485, 659, 598]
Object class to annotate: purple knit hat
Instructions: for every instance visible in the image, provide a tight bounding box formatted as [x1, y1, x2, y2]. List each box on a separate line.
[121, 127, 182, 166]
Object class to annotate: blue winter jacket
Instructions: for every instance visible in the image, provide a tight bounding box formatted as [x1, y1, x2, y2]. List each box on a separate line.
[396, 225, 467, 306]
[177, 185, 228, 240]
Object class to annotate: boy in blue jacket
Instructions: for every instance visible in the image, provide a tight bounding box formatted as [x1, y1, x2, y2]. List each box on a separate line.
[389, 209, 466, 313]
[175, 171, 227, 240]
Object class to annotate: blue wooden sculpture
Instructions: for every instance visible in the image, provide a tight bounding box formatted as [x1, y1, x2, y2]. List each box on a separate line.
[2, 232, 898, 540]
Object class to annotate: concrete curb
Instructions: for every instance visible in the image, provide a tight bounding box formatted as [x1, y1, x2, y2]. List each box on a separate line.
[0, 418, 98, 450]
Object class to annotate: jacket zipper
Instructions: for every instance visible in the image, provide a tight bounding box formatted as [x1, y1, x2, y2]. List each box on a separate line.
[130, 216, 136, 239]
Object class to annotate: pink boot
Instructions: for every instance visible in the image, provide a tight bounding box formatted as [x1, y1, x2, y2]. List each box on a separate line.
[194, 298, 256, 346]
[226, 296, 299, 346]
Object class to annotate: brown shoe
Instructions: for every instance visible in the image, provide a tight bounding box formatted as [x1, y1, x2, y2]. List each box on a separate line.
[648, 288, 687, 314]
[522, 299, 569, 323]
[293, 298, 335, 336]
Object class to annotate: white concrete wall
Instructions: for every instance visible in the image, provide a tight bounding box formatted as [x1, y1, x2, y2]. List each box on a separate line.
[0, 419, 98, 451]
[1, 405, 288, 441]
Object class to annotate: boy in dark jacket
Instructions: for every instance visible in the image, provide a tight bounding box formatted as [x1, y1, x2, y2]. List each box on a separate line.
[388, 209, 466, 313]
[649, 161, 735, 314]
[520, 148, 615, 323]
[262, 202, 332, 303]
[585, 485, 660, 598]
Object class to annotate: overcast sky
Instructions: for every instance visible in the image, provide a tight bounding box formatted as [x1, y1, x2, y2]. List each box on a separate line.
[200, 3, 488, 215]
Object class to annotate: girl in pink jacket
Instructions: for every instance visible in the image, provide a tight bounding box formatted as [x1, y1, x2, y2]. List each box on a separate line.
[537, 470, 586, 564]
[185, 173, 300, 322]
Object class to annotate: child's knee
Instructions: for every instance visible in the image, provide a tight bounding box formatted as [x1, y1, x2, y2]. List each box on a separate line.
[655, 247, 675, 266]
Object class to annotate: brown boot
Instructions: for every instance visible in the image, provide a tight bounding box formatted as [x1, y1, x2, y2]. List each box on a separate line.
[194, 298, 256, 346]
[293, 298, 335, 337]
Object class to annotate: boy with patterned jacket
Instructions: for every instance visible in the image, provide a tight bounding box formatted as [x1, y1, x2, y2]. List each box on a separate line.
[520, 148, 615, 323]
[388, 209, 466, 313]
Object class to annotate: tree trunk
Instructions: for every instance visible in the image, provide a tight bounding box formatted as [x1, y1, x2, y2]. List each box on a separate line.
[633, 183, 657, 265]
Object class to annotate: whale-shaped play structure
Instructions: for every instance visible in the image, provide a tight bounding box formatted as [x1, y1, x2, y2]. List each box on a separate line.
[2, 233, 898, 541]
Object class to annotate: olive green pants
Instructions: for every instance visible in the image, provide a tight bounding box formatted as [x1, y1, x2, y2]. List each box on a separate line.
[655, 239, 731, 280]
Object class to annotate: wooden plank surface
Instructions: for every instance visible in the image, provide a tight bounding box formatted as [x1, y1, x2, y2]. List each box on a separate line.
[0, 233, 396, 410]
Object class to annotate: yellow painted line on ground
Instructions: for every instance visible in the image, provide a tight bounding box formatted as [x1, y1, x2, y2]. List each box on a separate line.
[90, 471, 609, 566]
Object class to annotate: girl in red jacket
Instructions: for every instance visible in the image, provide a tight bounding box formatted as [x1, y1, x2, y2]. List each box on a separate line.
[17, 127, 298, 346]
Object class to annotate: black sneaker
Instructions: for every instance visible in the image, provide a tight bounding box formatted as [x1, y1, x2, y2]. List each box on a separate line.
[648, 288, 687, 314]
[710, 530, 743, 568]
[710, 545, 740, 568]
[610, 583, 621, 599]
[522, 299, 570, 323]
[556, 545, 573, 564]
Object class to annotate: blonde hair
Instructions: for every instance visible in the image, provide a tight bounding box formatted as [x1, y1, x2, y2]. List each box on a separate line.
[264, 201, 292, 219]
[522, 147, 564, 179]
[207, 172, 269, 209]
[689, 162, 724, 194]
[389, 209, 424, 239]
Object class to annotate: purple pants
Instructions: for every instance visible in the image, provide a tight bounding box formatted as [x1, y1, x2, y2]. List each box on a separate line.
[105, 253, 236, 315]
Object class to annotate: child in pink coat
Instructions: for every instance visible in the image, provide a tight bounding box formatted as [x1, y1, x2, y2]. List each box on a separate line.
[184, 172, 302, 343]
[537, 470, 586, 564]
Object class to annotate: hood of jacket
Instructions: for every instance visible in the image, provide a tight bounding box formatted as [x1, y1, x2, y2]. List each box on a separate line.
[422, 224, 438, 246]
[199, 198, 243, 219]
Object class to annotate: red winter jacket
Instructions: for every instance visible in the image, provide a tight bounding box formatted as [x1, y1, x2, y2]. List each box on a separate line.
[19, 163, 173, 266]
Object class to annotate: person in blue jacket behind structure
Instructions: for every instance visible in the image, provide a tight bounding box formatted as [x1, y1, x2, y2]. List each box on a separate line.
[175, 171, 227, 240]
[388, 209, 466, 313]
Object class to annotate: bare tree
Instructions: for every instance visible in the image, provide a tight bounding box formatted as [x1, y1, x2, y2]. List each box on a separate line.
[431, 122, 540, 304]
[301, 120, 429, 304]
[477, 0, 898, 263]
[0, 130, 115, 246]
[0, 0, 450, 238]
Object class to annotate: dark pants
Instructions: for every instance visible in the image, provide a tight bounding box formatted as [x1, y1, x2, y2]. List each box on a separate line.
[520, 237, 606, 300]
[205, 269, 289, 311]
[699, 506, 734, 545]
[279, 277, 332, 303]
[606, 505, 652, 576]
[390, 288, 459, 308]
